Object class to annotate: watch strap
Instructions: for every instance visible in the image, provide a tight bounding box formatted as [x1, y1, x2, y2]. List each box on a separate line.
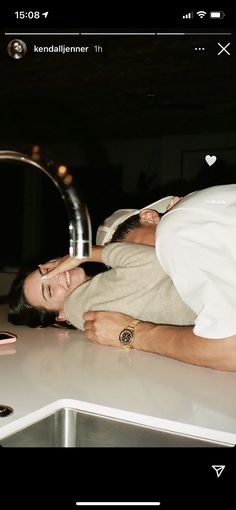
[127, 319, 141, 330]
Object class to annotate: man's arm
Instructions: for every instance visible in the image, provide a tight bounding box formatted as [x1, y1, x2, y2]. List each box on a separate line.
[83, 311, 236, 372]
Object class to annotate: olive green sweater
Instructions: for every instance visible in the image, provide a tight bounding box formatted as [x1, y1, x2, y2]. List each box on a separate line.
[64, 243, 196, 331]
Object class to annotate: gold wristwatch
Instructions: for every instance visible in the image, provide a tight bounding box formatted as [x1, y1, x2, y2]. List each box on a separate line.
[119, 319, 141, 348]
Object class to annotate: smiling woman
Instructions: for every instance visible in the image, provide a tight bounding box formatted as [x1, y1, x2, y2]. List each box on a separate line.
[8, 243, 196, 332]
[24, 265, 87, 312]
[8, 263, 90, 328]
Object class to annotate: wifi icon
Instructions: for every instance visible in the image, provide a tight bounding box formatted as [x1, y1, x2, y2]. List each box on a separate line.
[197, 10, 207, 18]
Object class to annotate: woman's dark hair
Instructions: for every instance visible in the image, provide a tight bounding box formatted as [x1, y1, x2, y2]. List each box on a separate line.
[8, 268, 58, 328]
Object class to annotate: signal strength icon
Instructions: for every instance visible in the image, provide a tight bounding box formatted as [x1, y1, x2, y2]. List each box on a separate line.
[183, 12, 193, 19]
[197, 10, 207, 18]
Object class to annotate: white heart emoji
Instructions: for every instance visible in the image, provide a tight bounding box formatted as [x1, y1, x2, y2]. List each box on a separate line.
[205, 155, 217, 166]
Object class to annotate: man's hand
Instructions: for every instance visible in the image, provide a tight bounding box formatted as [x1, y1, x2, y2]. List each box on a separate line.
[166, 196, 183, 211]
[83, 310, 236, 371]
[83, 311, 135, 347]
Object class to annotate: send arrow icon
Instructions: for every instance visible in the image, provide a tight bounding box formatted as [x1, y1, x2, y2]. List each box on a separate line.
[212, 465, 225, 478]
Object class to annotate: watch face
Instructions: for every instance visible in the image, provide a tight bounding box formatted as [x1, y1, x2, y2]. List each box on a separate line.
[119, 328, 133, 346]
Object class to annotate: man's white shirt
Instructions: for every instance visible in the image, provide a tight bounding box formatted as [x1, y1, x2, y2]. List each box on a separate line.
[156, 184, 236, 339]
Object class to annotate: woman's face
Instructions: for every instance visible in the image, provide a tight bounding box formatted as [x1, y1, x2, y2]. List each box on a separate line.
[24, 266, 87, 313]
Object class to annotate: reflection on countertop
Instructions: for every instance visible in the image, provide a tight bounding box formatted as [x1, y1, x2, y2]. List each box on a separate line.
[0, 304, 236, 444]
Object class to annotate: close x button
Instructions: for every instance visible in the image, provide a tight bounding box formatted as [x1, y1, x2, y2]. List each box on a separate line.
[217, 42, 230, 55]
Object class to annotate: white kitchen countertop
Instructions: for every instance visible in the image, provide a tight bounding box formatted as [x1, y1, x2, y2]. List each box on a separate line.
[0, 304, 236, 444]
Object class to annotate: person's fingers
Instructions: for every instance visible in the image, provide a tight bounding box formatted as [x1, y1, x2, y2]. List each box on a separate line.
[39, 260, 58, 269]
[166, 196, 181, 211]
[83, 311, 97, 321]
[39, 255, 69, 270]
[40, 256, 78, 280]
[83, 311, 134, 347]
[84, 319, 97, 342]
[84, 319, 94, 331]
[84, 320, 94, 335]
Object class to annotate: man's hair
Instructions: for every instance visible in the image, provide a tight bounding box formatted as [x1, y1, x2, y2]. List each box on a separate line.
[110, 211, 164, 243]
[110, 214, 141, 242]
[8, 269, 59, 328]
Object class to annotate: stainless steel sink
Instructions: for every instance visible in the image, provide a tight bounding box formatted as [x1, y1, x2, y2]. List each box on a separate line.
[0, 408, 227, 447]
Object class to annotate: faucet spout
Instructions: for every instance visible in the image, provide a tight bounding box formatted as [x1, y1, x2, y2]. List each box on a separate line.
[0, 150, 92, 258]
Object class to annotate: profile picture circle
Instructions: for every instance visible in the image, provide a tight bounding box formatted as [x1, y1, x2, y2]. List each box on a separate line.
[7, 39, 27, 60]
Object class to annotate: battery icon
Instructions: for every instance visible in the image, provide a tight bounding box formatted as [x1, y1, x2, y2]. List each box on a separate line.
[210, 11, 225, 19]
